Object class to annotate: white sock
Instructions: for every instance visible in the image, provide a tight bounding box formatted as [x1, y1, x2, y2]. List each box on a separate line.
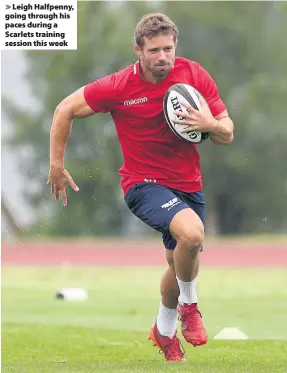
[156, 302, 177, 338]
[177, 276, 198, 305]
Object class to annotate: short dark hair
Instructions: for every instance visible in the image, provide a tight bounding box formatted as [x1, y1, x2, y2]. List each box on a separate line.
[134, 13, 178, 47]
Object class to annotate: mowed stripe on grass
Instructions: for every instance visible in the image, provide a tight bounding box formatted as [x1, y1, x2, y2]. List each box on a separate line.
[2, 267, 287, 372]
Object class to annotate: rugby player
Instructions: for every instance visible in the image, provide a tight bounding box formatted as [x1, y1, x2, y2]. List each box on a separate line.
[48, 13, 234, 361]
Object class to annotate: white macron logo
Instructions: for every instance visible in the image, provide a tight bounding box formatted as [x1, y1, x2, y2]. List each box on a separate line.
[161, 198, 180, 210]
[144, 178, 156, 183]
[124, 97, 148, 106]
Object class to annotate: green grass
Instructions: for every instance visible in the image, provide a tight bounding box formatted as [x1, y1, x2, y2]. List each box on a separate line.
[2, 266, 287, 372]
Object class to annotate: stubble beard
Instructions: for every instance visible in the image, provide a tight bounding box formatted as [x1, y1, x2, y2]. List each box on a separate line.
[150, 63, 172, 78]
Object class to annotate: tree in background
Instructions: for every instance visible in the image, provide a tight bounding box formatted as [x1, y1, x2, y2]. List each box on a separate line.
[166, 1, 287, 234]
[3, 1, 287, 237]
[3, 2, 156, 237]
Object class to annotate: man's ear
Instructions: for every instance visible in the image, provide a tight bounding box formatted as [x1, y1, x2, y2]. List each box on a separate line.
[134, 44, 142, 58]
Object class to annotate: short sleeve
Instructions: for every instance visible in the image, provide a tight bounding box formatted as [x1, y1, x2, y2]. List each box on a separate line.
[194, 62, 227, 117]
[84, 74, 116, 113]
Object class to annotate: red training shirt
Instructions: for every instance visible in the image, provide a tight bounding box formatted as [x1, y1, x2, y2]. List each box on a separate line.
[84, 56, 226, 195]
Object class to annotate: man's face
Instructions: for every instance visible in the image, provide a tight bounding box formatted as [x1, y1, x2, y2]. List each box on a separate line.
[135, 34, 177, 78]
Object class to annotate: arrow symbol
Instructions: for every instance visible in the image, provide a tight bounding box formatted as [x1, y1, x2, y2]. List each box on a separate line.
[6, 5, 11, 9]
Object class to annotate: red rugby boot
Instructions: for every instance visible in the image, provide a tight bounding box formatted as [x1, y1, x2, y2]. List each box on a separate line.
[148, 323, 185, 361]
[177, 303, 208, 346]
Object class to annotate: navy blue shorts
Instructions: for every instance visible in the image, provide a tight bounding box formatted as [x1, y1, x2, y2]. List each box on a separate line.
[124, 183, 205, 250]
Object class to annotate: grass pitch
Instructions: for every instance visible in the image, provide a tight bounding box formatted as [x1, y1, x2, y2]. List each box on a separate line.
[2, 266, 287, 372]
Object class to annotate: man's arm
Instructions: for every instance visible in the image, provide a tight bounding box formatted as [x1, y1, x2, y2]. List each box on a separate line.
[48, 86, 95, 205]
[49, 74, 116, 205]
[209, 110, 234, 145]
[50, 86, 95, 169]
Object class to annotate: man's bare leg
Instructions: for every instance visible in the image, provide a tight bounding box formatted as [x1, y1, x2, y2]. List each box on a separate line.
[160, 251, 179, 308]
[156, 250, 199, 337]
[160, 252, 200, 307]
[170, 209, 203, 302]
[168, 208, 207, 346]
[155, 253, 179, 338]
[148, 252, 186, 361]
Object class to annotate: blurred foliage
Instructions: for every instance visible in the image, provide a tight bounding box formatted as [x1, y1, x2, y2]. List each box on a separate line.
[3, 1, 287, 236]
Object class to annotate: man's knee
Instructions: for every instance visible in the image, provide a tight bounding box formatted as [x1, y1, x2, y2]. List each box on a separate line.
[178, 227, 203, 253]
[170, 209, 204, 253]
